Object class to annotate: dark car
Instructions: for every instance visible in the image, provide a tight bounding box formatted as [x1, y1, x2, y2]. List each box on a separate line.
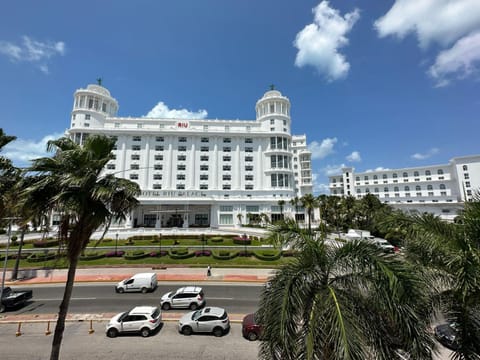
[242, 312, 263, 341]
[434, 322, 459, 350]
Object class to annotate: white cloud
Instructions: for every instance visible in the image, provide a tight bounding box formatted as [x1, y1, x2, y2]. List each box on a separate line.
[0, 36, 65, 73]
[374, 0, 480, 48]
[294, 1, 360, 81]
[309, 137, 337, 159]
[346, 151, 361, 162]
[322, 163, 346, 176]
[144, 101, 208, 119]
[428, 31, 480, 86]
[411, 147, 439, 160]
[3, 132, 65, 167]
[365, 167, 390, 172]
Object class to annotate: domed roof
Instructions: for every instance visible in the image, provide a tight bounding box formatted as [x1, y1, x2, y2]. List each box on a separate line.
[263, 90, 282, 98]
[86, 84, 111, 97]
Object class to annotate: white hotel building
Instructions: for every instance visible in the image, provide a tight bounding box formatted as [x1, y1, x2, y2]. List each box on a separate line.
[328, 155, 480, 220]
[67, 83, 313, 229]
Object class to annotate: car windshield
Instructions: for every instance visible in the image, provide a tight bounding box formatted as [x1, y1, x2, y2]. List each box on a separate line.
[118, 311, 129, 322]
[220, 311, 228, 320]
[167, 291, 173, 298]
[192, 310, 202, 321]
[151, 308, 160, 319]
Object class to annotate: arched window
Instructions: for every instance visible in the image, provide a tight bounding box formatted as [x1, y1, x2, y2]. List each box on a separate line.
[394, 186, 399, 192]
[365, 188, 370, 193]
[438, 169, 444, 175]
[416, 185, 421, 191]
[382, 174, 387, 179]
[425, 170, 431, 176]
[384, 187, 389, 192]
[463, 165, 468, 171]
[393, 173, 398, 178]
[364, 176, 369, 181]
[440, 184, 446, 190]
[427, 185, 433, 190]
[374, 188, 379, 193]
[373, 175, 378, 180]
[405, 186, 410, 191]
[403, 172, 408, 177]
[356, 176, 360, 181]
[414, 171, 419, 177]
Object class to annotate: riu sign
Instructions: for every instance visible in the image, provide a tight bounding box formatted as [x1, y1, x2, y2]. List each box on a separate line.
[177, 121, 189, 128]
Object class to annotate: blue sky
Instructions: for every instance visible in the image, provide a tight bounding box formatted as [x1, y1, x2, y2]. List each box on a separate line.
[1, 0, 479, 194]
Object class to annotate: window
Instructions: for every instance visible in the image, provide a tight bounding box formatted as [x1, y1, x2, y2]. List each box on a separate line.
[156, 136, 164, 142]
[107, 164, 115, 170]
[428, 191, 434, 196]
[414, 171, 419, 177]
[441, 191, 447, 196]
[416, 185, 421, 191]
[220, 205, 233, 212]
[437, 169, 444, 175]
[373, 175, 378, 180]
[201, 137, 209, 143]
[153, 184, 162, 189]
[219, 214, 233, 225]
[200, 174, 208, 180]
[129, 174, 138, 180]
[356, 176, 360, 181]
[364, 176, 369, 181]
[131, 145, 141, 151]
[85, 114, 91, 120]
[463, 165, 468, 171]
[382, 174, 387, 179]
[131, 154, 140, 160]
[154, 155, 163, 161]
[200, 184, 208, 190]
[154, 164, 162, 170]
[464, 173, 470, 179]
[177, 155, 186, 161]
[393, 173, 398, 178]
[178, 146, 187, 151]
[245, 156, 253, 162]
[223, 175, 231, 181]
[270, 119, 275, 125]
[245, 147, 253, 152]
[374, 188, 379, 193]
[155, 145, 164, 151]
[425, 170, 431, 176]
[133, 136, 141, 141]
[403, 172, 408, 178]
[223, 156, 231, 161]
[177, 164, 186, 171]
[200, 165, 209, 171]
[245, 184, 253, 190]
[200, 146, 209, 152]
[404, 186, 410, 191]
[245, 165, 253, 171]
[223, 147, 231, 152]
[245, 138, 253, 143]
[384, 187, 389, 192]
[178, 137, 187, 142]
[223, 138, 231, 143]
[223, 165, 231, 171]
[137, 123, 143, 129]
[177, 174, 185, 180]
[176, 184, 185, 190]
[222, 184, 231, 190]
[427, 185, 433, 190]
[439, 184, 446, 190]
[245, 175, 253, 181]
[394, 186, 399, 192]
[130, 164, 139, 170]
[203, 125, 208, 131]
[200, 155, 209, 161]
[153, 174, 162, 180]
[465, 181, 471, 188]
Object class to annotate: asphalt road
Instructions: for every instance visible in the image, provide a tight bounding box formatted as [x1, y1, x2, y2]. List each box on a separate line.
[9, 282, 263, 316]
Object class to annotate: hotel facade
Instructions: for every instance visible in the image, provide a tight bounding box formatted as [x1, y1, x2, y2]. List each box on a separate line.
[67, 83, 313, 229]
[328, 156, 480, 220]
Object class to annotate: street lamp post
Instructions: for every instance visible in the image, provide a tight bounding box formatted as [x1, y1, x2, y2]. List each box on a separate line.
[158, 233, 162, 256]
[1, 217, 18, 304]
[115, 233, 119, 256]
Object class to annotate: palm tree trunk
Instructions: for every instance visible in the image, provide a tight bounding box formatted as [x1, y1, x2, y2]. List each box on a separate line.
[50, 254, 79, 360]
[11, 227, 26, 280]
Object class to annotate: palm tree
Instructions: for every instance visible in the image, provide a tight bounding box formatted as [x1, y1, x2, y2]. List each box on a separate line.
[301, 193, 317, 234]
[22, 135, 140, 360]
[259, 222, 435, 360]
[289, 196, 301, 222]
[277, 199, 286, 221]
[383, 196, 480, 358]
[237, 213, 243, 226]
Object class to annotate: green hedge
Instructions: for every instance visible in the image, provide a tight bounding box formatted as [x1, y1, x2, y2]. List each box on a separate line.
[233, 238, 252, 245]
[128, 235, 159, 242]
[33, 239, 60, 248]
[210, 237, 224, 243]
[80, 251, 105, 260]
[168, 248, 195, 259]
[27, 252, 57, 263]
[212, 250, 239, 260]
[124, 250, 149, 260]
[253, 250, 282, 261]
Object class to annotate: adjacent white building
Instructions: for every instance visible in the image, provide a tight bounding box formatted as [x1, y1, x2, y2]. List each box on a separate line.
[328, 155, 480, 220]
[68, 83, 313, 228]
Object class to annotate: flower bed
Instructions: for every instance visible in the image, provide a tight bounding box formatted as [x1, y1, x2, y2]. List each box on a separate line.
[233, 236, 252, 245]
[194, 250, 211, 257]
[124, 250, 149, 260]
[253, 250, 281, 261]
[169, 248, 195, 259]
[80, 251, 105, 260]
[105, 250, 125, 257]
[27, 252, 57, 263]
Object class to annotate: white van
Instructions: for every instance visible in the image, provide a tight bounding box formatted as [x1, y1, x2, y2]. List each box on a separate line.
[115, 273, 158, 293]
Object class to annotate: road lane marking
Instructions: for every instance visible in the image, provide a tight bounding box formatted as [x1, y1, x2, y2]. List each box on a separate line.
[209, 297, 234, 300]
[36, 297, 97, 301]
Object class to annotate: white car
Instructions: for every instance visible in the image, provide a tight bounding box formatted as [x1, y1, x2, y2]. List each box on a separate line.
[106, 306, 162, 338]
[178, 306, 230, 337]
[160, 286, 205, 310]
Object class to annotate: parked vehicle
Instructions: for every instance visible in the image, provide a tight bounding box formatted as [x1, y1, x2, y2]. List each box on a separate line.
[242, 312, 263, 341]
[106, 306, 162, 338]
[178, 306, 230, 337]
[372, 238, 395, 253]
[115, 272, 157, 293]
[0, 286, 33, 313]
[161, 286, 205, 310]
[434, 322, 459, 350]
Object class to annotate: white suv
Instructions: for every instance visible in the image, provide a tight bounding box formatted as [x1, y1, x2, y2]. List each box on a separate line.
[160, 286, 205, 310]
[178, 306, 230, 337]
[106, 306, 162, 338]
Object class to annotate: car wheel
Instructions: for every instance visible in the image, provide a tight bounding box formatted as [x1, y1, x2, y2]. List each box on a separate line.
[213, 327, 224, 337]
[247, 331, 258, 341]
[106, 328, 118, 338]
[189, 303, 198, 310]
[182, 326, 193, 336]
[162, 303, 171, 310]
[117, 288, 125, 294]
[140, 327, 150, 338]
[141, 287, 148, 294]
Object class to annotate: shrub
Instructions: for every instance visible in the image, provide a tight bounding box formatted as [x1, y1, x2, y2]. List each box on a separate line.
[233, 236, 251, 245]
[80, 251, 105, 260]
[33, 239, 59, 248]
[281, 250, 296, 257]
[105, 250, 125, 257]
[194, 250, 211, 257]
[27, 252, 57, 263]
[169, 248, 195, 259]
[124, 250, 148, 260]
[253, 250, 281, 261]
[210, 237, 223, 243]
[212, 250, 239, 260]
[237, 250, 252, 257]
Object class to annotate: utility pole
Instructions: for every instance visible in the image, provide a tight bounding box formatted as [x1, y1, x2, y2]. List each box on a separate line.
[1, 217, 18, 302]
